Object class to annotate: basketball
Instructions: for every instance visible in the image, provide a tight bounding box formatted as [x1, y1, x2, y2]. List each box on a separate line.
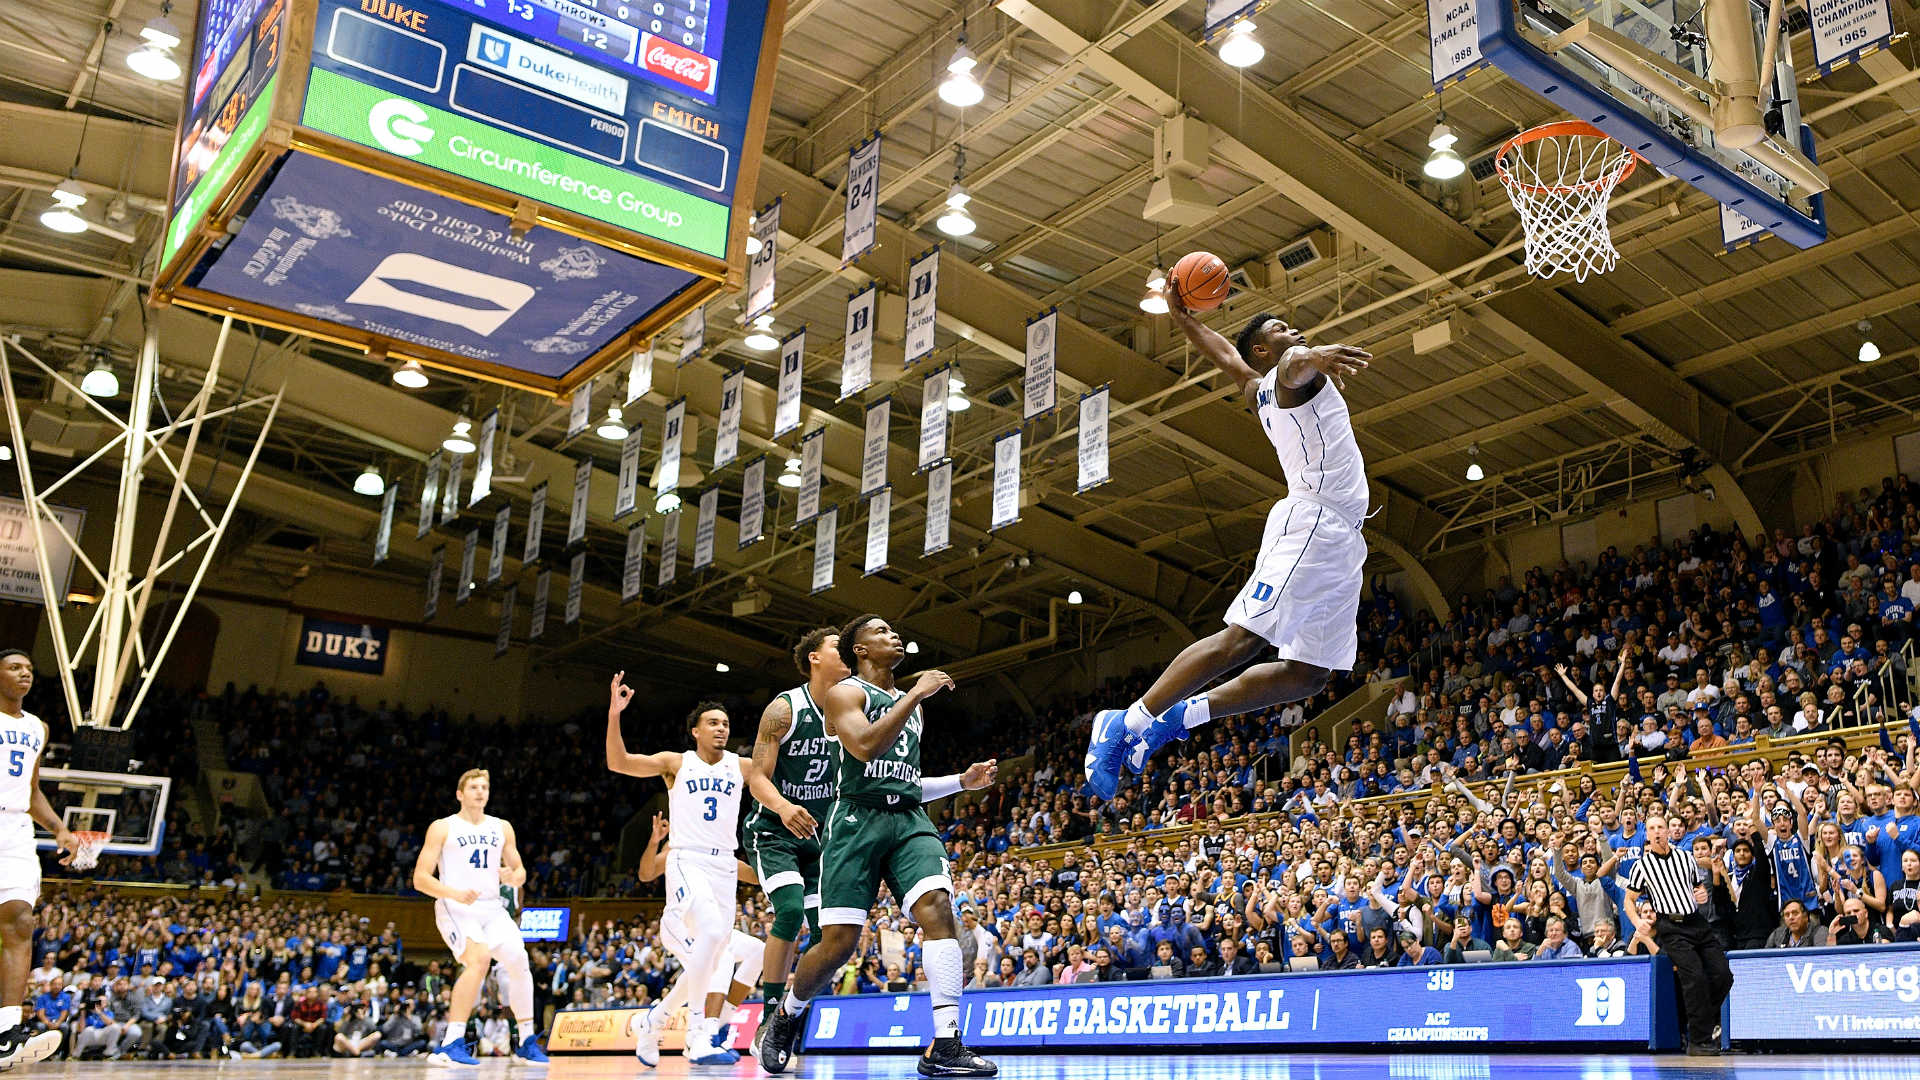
[1170, 251, 1230, 311]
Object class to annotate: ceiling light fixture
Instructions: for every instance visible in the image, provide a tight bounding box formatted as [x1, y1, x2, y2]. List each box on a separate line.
[1858, 319, 1881, 364]
[1139, 266, 1170, 314]
[1218, 19, 1265, 68]
[353, 463, 385, 496]
[655, 490, 682, 514]
[391, 359, 429, 389]
[938, 16, 985, 107]
[1424, 117, 1467, 180]
[715, 662, 731, 673]
[743, 313, 779, 351]
[80, 356, 118, 398]
[744, 213, 762, 256]
[1068, 589, 1084, 605]
[905, 641, 920, 655]
[937, 146, 976, 237]
[0, 444, 11, 462]
[40, 179, 89, 234]
[127, 7, 183, 81]
[945, 371, 970, 412]
[596, 405, 628, 440]
[443, 416, 477, 454]
[1465, 443, 1485, 482]
[778, 457, 803, 488]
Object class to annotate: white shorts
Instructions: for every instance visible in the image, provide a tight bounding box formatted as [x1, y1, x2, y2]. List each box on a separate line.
[661, 850, 738, 958]
[435, 899, 521, 956]
[0, 814, 39, 908]
[1223, 495, 1366, 671]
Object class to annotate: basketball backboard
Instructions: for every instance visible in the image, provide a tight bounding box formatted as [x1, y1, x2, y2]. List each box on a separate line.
[32, 768, 172, 858]
[1469, 0, 1838, 249]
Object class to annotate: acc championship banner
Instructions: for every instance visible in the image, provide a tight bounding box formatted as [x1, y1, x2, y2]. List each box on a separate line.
[1024, 309, 1057, 420]
[694, 488, 718, 570]
[1078, 385, 1111, 492]
[925, 461, 952, 556]
[812, 506, 838, 593]
[842, 285, 877, 400]
[992, 431, 1021, 531]
[530, 569, 550, 640]
[622, 522, 646, 602]
[548, 1004, 762, 1054]
[861, 398, 891, 496]
[919, 366, 950, 471]
[658, 509, 680, 586]
[627, 345, 654, 405]
[864, 488, 891, 576]
[716, 369, 745, 468]
[1728, 943, 1920, 1041]
[417, 452, 441, 539]
[569, 458, 592, 546]
[294, 618, 389, 675]
[373, 484, 396, 566]
[776, 329, 806, 437]
[440, 454, 463, 524]
[740, 456, 767, 548]
[494, 588, 514, 658]
[457, 528, 479, 603]
[524, 483, 547, 564]
[679, 308, 705, 366]
[565, 551, 585, 625]
[0, 497, 84, 607]
[1809, 0, 1895, 73]
[745, 199, 780, 321]
[488, 506, 510, 584]
[1428, 0, 1487, 87]
[798, 430, 825, 524]
[659, 399, 687, 495]
[425, 546, 445, 620]
[518, 907, 570, 942]
[843, 133, 881, 263]
[471, 409, 498, 505]
[569, 384, 592, 440]
[904, 248, 939, 365]
[616, 423, 645, 519]
[804, 958, 1674, 1051]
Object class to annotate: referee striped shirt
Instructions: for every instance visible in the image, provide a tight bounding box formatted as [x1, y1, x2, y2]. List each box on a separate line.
[1627, 843, 1703, 916]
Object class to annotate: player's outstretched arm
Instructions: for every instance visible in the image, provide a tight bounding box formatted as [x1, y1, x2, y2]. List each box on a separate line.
[411, 819, 480, 904]
[1166, 302, 1262, 403]
[637, 812, 668, 882]
[27, 723, 75, 864]
[743, 757, 816, 838]
[829, 669, 952, 762]
[606, 670, 681, 779]
[922, 760, 999, 804]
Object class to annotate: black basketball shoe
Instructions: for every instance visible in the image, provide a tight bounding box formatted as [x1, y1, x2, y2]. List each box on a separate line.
[917, 1037, 997, 1077]
[754, 1003, 804, 1074]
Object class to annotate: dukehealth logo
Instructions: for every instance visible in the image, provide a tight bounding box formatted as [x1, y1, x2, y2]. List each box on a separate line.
[466, 26, 629, 114]
[640, 33, 717, 94]
[1574, 977, 1627, 1026]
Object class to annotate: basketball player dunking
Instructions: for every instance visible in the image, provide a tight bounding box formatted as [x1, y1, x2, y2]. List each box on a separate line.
[410, 769, 548, 1066]
[1084, 300, 1373, 798]
[605, 684, 814, 1067]
[0, 650, 76, 1072]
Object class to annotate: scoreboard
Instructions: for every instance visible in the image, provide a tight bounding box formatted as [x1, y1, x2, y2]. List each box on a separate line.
[439, 0, 729, 104]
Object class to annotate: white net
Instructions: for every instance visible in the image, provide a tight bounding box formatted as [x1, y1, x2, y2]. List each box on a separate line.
[69, 830, 108, 871]
[1495, 122, 1637, 282]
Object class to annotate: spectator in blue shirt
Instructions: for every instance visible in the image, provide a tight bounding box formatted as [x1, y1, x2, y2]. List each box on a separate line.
[1395, 931, 1443, 966]
[1534, 918, 1585, 960]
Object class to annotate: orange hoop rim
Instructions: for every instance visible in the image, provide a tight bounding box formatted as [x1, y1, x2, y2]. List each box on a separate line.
[1494, 121, 1639, 195]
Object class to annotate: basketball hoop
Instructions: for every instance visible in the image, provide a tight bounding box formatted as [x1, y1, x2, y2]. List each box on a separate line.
[69, 830, 109, 871]
[1495, 122, 1638, 282]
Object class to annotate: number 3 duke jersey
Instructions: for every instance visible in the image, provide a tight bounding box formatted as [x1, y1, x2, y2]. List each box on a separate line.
[670, 750, 742, 853]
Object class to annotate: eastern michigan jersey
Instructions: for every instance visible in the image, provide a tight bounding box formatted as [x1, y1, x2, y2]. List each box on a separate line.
[747, 687, 836, 832]
[0, 709, 47, 815]
[834, 677, 922, 808]
[1252, 364, 1369, 522]
[670, 750, 743, 853]
[435, 814, 506, 905]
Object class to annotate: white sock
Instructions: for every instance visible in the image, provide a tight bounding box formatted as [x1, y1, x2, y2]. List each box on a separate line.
[923, 937, 963, 1038]
[782, 989, 809, 1017]
[0, 1006, 18, 1031]
[1123, 700, 1156, 735]
[1180, 695, 1213, 730]
[442, 1028, 465, 1048]
[516, 1020, 533, 1043]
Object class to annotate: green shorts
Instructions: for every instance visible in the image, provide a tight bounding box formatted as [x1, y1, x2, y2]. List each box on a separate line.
[742, 823, 823, 902]
[817, 802, 953, 926]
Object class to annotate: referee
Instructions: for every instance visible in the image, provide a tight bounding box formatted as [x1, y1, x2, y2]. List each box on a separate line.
[1624, 811, 1732, 1056]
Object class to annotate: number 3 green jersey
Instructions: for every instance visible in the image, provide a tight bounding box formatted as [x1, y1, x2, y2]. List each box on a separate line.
[834, 676, 923, 808]
[751, 686, 838, 823]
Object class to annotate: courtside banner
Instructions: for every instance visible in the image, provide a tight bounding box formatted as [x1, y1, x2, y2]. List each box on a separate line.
[1728, 943, 1920, 1042]
[803, 958, 1676, 1050]
[518, 907, 570, 942]
[549, 1004, 762, 1054]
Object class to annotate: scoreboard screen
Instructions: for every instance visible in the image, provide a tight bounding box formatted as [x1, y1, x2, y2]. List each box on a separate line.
[446, 0, 731, 106]
[165, 0, 286, 271]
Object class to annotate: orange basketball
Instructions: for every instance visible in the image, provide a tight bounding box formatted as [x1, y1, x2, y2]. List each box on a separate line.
[1170, 251, 1230, 311]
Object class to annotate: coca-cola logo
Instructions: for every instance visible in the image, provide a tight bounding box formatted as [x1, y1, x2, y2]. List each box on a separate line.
[640, 34, 716, 92]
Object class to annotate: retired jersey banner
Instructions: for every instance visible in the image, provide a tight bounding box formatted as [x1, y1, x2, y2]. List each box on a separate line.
[374, 482, 397, 565]
[440, 453, 463, 525]
[658, 509, 680, 586]
[565, 551, 584, 625]
[425, 545, 445, 620]
[678, 307, 705, 366]
[622, 522, 646, 602]
[494, 587, 515, 658]
[924, 461, 952, 556]
[457, 528, 478, 603]
[568, 383, 591, 440]
[775, 328, 806, 438]
[626, 344, 654, 405]
[919, 366, 950, 471]
[615, 422, 644, 520]
[524, 482, 547, 564]
[992, 430, 1022, 531]
[417, 452, 441, 539]
[716, 368, 745, 469]
[471, 408, 498, 505]
[861, 398, 891, 497]
[568, 458, 592, 547]
[745, 198, 780, 321]
[659, 398, 687, 496]
[841, 285, 877, 400]
[488, 505, 510, 584]
[798, 429, 825, 525]
[811, 505, 838, 594]
[864, 487, 891, 576]
[740, 456, 767, 548]
[843, 133, 881, 263]
[1078, 384, 1111, 493]
[530, 569, 550, 640]
[904, 248, 939, 366]
[694, 487, 718, 570]
[1024, 309, 1057, 420]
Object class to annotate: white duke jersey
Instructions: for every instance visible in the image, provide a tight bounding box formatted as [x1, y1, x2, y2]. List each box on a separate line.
[670, 750, 743, 854]
[0, 709, 47, 815]
[436, 814, 506, 906]
[1252, 364, 1369, 522]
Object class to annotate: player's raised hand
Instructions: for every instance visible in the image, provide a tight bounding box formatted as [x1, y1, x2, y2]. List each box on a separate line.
[610, 671, 636, 713]
[1301, 344, 1371, 388]
[648, 811, 668, 844]
[910, 668, 955, 700]
[779, 802, 818, 839]
[961, 759, 1000, 790]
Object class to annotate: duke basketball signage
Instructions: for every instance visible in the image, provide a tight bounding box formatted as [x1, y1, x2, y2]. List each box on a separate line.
[295, 618, 390, 675]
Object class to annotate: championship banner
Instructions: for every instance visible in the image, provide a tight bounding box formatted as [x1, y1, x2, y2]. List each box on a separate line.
[626, 344, 654, 405]
[615, 422, 645, 520]
[694, 487, 718, 570]
[374, 482, 397, 565]
[417, 452, 441, 539]
[716, 368, 745, 469]
[1428, 0, 1487, 87]
[1024, 309, 1057, 420]
[530, 569, 550, 640]
[568, 383, 591, 440]
[919, 366, 950, 471]
[441, 454, 464, 525]
[904, 247, 939, 366]
[811, 505, 837, 594]
[739, 456, 767, 548]
[861, 398, 890, 496]
[659, 398, 687, 496]
[992, 430, 1021, 531]
[424, 545, 445, 620]
[864, 487, 891, 576]
[924, 460, 952, 556]
[565, 551, 585, 625]
[841, 285, 877, 400]
[658, 509, 680, 586]
[797, 429, 825, 524]
[843, 133, 881, 263]
[1809, 0, 1895, 73]
[457, 528, 478, 603]
[471, 408, 498, 505]
[568, 458, 592, 547]
[1078, 384, 1111, 493]
[524, 482, 547, 564]
[678, 307, 706, 366]
[622, 522, 646, 603]
[488, 505, 510, 584]
[494, 588, 515, 659]
[775, 328, 806, 438]
[745, 198, 780, 321]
